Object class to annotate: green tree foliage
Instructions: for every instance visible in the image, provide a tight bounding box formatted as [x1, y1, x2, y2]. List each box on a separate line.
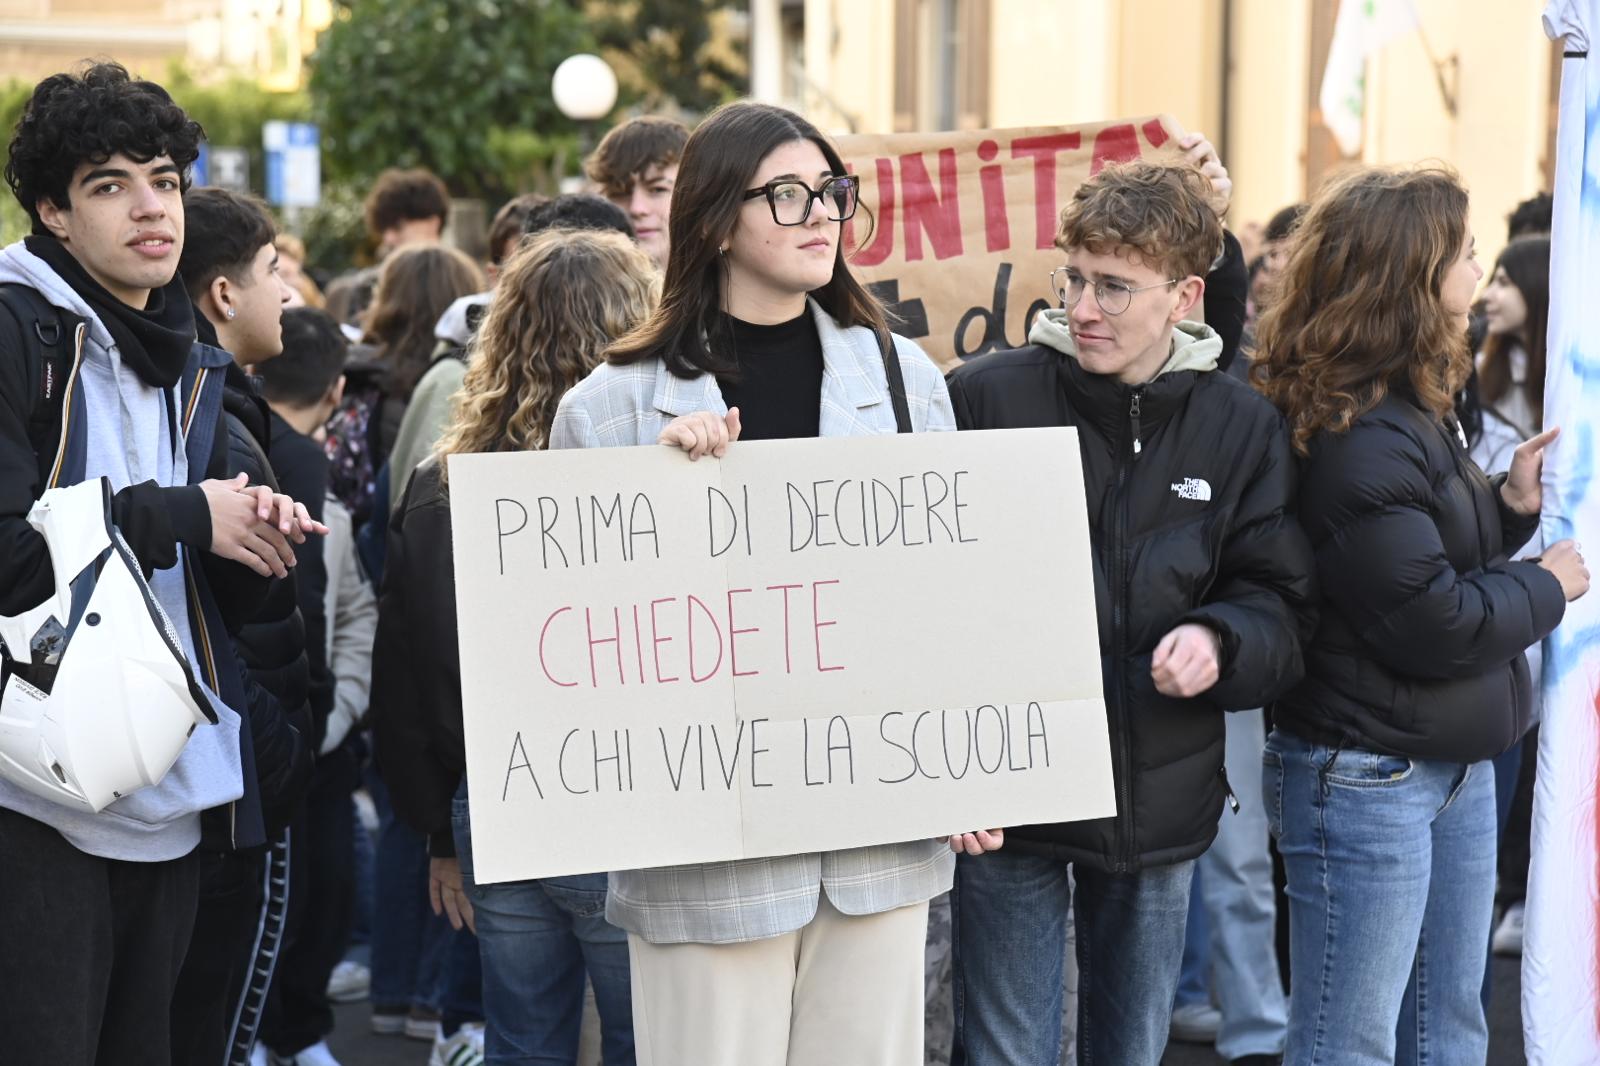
[162, 67, 312, 195]
[292, 179, 370, 275]
[308, 0, 595, 200]
[0, 80, 34, 241]
[589, 0, 745, 113]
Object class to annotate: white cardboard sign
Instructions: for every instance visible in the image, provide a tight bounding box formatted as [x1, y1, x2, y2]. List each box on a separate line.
[449, 428, 1115, 883]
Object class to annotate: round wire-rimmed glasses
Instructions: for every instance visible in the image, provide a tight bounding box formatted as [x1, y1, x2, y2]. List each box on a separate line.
[1049, 267, 1179, 316]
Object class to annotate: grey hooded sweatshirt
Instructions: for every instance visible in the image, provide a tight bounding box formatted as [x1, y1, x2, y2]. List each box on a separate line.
[0, 241, 243, 861]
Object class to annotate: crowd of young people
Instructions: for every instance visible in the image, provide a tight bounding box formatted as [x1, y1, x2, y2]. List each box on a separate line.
[0, 59, 1584, 1066]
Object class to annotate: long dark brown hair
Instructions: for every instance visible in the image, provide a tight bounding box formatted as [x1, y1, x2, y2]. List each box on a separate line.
[1478, 235, 1549, 421]
[604, 101, 888, 379]
[361, 243, 485, 398]
[1253, 166, 1474, 455]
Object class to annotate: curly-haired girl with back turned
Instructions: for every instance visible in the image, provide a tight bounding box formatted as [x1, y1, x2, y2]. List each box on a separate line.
[1252, 166, 1588, 1065]
[370, 228, 659, 1066]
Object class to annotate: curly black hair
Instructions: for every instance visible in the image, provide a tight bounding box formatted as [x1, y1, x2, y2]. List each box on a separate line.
[4, 61, 204, 235]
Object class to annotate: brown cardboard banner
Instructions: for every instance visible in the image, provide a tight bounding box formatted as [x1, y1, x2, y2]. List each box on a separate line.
[837, 115, 1185, 370]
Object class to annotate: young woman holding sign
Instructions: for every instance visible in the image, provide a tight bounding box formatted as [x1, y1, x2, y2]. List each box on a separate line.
[548, 101, 999, 1066]
[371, 228, 661, 1066]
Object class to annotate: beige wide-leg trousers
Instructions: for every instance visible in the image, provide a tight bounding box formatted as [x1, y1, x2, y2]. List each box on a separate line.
[627, 893, 929, 1066]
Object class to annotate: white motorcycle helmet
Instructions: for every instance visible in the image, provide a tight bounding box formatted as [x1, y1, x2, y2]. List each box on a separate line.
[0, 478, 215, 813]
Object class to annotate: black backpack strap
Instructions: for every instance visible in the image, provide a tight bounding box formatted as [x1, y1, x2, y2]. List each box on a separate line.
[0, 284, 71, 482]
[873, 325, 913, 434]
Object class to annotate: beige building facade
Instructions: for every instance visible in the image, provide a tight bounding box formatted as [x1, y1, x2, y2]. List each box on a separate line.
[786, 0, 1558, 263]
[0, 0, 331, 90]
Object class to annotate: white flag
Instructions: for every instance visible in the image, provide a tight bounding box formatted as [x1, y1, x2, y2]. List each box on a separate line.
[1318, 0, 1420, 155]
[1526, 3, 1600, 1062]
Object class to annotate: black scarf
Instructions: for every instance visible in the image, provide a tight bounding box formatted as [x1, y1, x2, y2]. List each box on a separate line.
[26, 235, 196, 389]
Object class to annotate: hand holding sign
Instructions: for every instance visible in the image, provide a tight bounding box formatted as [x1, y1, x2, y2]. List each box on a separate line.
[1177, 131, 1232, 218]
[659, 407, 743, 460]
[944, 828, 1005, 856]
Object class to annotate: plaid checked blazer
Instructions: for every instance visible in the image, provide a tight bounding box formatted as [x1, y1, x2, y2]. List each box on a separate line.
[548, 300, 958, 944]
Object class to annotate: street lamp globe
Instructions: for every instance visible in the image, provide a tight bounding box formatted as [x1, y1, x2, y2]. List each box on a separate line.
[552, 54, 619, 121]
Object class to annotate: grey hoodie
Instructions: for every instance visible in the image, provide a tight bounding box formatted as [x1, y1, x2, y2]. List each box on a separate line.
[0, 241, 243, 861]
[1028, 308, 1223, 379]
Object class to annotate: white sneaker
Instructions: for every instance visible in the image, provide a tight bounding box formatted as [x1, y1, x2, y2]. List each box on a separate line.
[326, 958, 371, 1003]
[249, 1044, 268, 1066]
[430, 1023, 486, 1066]
[1492, 902, 1525, 956]
[267, 1041, 342, 1066]
[1169, 1001, 1223, 1043]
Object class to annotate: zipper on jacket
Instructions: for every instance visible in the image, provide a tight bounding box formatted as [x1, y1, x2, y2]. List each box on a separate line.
[1220, 766, 1240, 814]
[1129, 389, 1144, 457]
[1110, 443, 1136, 872]
[183, 356, 238, 845]
[45, 323, 88, 490]
[185, 511, 238, 849]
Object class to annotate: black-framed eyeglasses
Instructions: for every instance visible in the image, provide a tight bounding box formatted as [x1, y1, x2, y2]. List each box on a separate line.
[1050, 267, 1179, 316]
[742, 175, 860, 226]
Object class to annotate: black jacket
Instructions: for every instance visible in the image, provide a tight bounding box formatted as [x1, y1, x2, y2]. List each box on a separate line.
[0, 282, 282, 849]
[270, 412, 335, 738]
[946, 343, 1316, 872]
[0, 300, 213, 615]
[369, 457, 463, 856]
[1273, 393, 1566, 762]
[210, 361, 315, 841]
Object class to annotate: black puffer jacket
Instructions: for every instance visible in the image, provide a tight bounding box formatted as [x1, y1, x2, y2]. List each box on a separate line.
[369, 457, 463, 857]
[216, 362, 315, 836]
[1273, 392, 1566, 762]
[947, 337, 1316, 872]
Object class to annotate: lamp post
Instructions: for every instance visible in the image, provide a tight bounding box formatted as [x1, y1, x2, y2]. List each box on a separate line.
[553, 53, 619, 189]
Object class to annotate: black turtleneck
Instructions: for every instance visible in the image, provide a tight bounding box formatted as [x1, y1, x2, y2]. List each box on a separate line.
[25, 234, 196, 389]
[715, 311, 824, 441]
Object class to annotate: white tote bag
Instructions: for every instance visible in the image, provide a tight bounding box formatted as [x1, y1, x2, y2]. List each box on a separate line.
[0, 478, 215, 812]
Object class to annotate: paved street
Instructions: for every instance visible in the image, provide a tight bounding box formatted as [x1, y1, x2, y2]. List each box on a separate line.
[324, 956, 1528, 1066]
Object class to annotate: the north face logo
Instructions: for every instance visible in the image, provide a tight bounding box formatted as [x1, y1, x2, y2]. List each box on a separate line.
[1171, 478, 1212, 502]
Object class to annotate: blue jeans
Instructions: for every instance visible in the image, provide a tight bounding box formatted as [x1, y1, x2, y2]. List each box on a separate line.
[1196, 709, 1287, 1058]
[367, 771, 452, 1011]
[1265, 729, 1495, 1066]
[951, 849, 1193, 1066]
[439, 916, 485, 1036]
[452, 785, 635, 1066]
[1175, 864, 1210, 1009]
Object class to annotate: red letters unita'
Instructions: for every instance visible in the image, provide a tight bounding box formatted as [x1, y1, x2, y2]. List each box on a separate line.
[845, 119, 1171, 266]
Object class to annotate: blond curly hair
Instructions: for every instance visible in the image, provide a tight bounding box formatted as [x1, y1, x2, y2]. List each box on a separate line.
[436, 229, 660, 478]
[1056, 160, 1223, 280]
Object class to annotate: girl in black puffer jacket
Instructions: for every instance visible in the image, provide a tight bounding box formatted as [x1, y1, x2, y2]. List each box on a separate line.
[1254, 166, 1588, 1066]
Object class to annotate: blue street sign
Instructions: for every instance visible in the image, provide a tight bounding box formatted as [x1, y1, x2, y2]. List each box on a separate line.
[263, 121, 321, 207]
